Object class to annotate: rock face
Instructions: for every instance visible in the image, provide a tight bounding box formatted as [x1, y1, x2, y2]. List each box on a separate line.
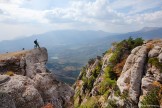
[0, 92, 16, 108]
[0, 48, 74, 108]
[0, 75, 43, 108]
[24, 48, 48, 78]
[74, 39, 162, 108]
[117, 41, 162, 107]
[117, 46, 148, 104]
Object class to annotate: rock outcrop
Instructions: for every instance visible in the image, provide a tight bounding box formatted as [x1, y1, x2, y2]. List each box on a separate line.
[117, 40, 162, 107]
[0, 75, 43, 108]
[117, 45, 148, 104]
[0, 48, 74, 108]
[74, 38, 162, 108]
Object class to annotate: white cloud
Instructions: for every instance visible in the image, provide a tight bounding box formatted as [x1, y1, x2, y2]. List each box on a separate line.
[0, 3, 48, 24]
[0, 0, 162, 41]
[0, 0, 25, 5]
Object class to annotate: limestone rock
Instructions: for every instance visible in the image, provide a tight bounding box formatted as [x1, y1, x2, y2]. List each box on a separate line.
[148, 46, 161, 57]
[117, 45, 148, 104]
[0, 75, 44, 108]
[25, 48, 48, 78]
[33, 73, 74, 108]
[141, 75, 154, 95]
[117, 69, 131, 92]
[102, 53, 113, 69]
[139, 55, 162, 106]
[0, 48, 74, 108]
[0, 75, 10, 84]
[86, 58, 100, 78]
[131, 46, 141, 54]
[158, 53, 162, 63]
[0, 92, 16, 108]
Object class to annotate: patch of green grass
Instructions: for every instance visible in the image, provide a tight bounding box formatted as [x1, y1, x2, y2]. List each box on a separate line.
[106, 99, 117, 108]
[92, 61, 102, 78]
[120, 91, 128, 100]
[98, 76, 116, 95]
[96, 65, 117, 95]
[148, 58, 162, 73]
[87, 76, 95, 91]
[141, 88, 160, 108]
[74, 89, 81, 100]
[114, 86, 120, 96]
[103, 90, 110, 99]
[82, 60, 102, 92]
[104, 66, 117, 80]
[79, 97, 99, 108]
[109, 37, 143, 66]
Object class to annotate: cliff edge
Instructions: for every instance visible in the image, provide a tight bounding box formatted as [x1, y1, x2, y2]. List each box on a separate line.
[0, 47, 74, 108]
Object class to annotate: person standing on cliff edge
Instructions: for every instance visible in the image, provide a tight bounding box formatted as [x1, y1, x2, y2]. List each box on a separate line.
[34, 39, 40, 48]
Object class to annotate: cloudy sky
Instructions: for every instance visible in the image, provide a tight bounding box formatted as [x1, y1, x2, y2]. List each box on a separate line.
[0, 0, 162, 41]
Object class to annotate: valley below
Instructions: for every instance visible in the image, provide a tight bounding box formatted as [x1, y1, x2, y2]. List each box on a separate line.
[44, 27, 162, 85]
[1, 27, 162, 85]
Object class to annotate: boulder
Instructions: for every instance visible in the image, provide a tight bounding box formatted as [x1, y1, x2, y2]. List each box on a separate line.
[33, 73, 74, 108]
[0, 75, 44, 108]
[148, 46, 161, 58]
[25, 48, 48, 78]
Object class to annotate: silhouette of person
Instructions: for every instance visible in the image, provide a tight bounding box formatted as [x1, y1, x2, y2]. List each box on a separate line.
[34, 39, 40, 48]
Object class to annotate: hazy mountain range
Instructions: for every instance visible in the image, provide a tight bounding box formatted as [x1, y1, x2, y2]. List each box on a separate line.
[1, 27, 162, 53]
[0, 27, 162, 84]
[0, 30, 115, 52]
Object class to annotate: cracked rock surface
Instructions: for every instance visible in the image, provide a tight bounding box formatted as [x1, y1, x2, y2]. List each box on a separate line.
[0, 48, 74, 108]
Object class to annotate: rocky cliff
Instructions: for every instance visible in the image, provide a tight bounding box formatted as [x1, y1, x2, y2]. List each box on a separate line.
[0, 48, 74, 108]
[74, 38, 162, 108]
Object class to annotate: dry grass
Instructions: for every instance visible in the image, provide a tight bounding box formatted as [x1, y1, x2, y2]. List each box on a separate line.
[146, 43, 154, 51]
[5, 71, 14, 76]
[0, 50, 28, 60]
[152, 81, 162, 104]
[113, 58, 127, 77]
[41, 103, 54, 108]
[152, 81, 162, 89]
[146, 39, 162, 47]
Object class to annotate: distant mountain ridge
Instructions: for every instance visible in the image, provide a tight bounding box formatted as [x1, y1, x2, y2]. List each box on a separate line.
[0, 30, 115, 53]
[140, 27, 162, 32]
[0, 27, 162, 84]
[104, 27, 162, 41]
[0, 27, 162, 53]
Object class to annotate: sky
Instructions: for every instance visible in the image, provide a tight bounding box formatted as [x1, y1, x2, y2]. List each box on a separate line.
[0, 0, 162, 41]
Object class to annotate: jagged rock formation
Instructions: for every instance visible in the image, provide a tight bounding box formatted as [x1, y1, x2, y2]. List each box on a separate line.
[0, 48, 74, 108]
[74, 38, 162, 108]
[117, 45, 148, 104]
